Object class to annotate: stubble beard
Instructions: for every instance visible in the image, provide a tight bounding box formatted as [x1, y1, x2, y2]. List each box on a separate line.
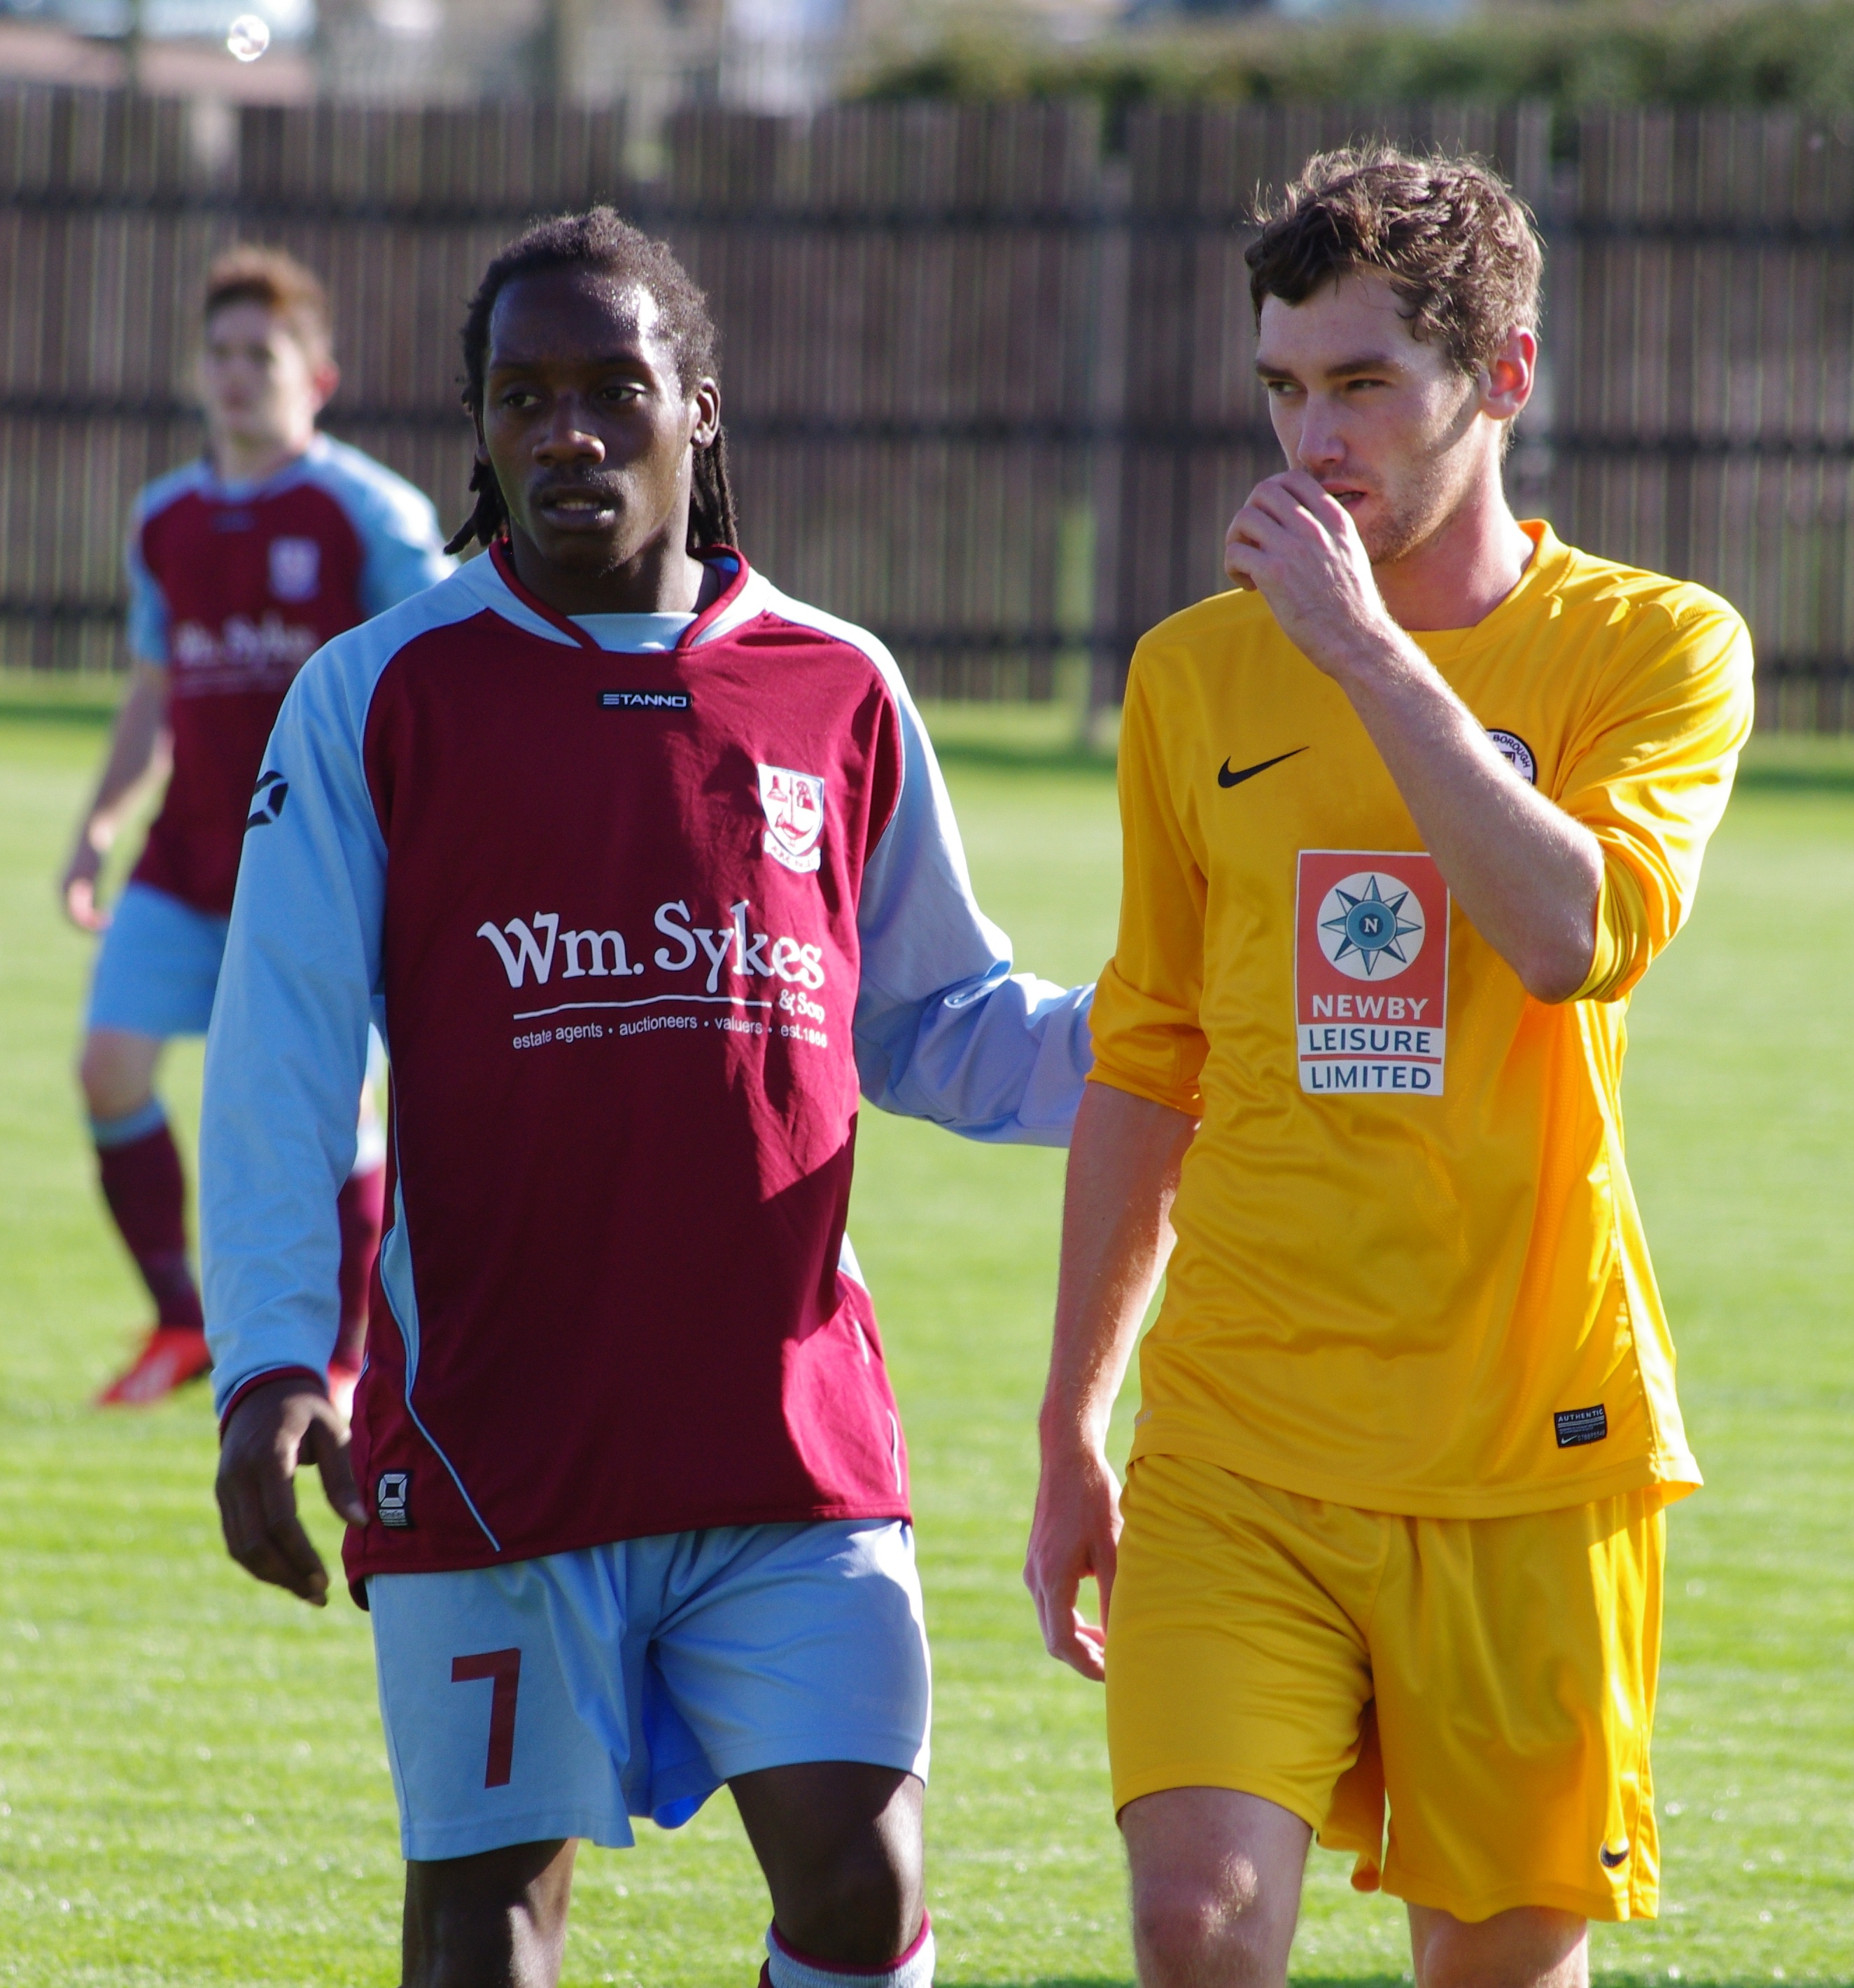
[1358, 382, 1489, 575]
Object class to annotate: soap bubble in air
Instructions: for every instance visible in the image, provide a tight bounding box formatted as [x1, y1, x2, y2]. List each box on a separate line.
[226, 14, 272, 61]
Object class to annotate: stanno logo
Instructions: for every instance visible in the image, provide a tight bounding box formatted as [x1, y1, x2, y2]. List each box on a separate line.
[268, 536, 321, 602]
[245, 769, 288, 829]
[758, 764, 826, 874]
[601, 689, 691, 711]
[376, 1471, 412, 1528]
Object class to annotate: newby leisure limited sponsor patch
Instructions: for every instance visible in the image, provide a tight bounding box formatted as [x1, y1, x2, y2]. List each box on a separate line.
[1295, 850, 1449, 1097]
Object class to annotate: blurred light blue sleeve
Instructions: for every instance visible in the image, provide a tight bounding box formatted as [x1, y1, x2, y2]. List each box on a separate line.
[316, 440, 454, 619]
[200, 643, 388, 1415]
[124, 522, 170, 664]
[852, 678, 1093, 1147]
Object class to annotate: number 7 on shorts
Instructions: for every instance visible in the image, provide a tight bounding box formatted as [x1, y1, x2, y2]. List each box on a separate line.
[451, 1647, 522, 1787]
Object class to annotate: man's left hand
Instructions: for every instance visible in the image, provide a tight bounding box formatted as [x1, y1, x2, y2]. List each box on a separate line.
[1224, 470, 1398, 678]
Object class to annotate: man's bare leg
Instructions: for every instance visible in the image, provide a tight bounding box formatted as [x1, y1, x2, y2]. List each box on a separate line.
[1409, 1903, 1588, 1988]
[402, 1838, 577, 1988]
[731, 1761, 925, 1966]
[1120, 1787, 1311, 1988]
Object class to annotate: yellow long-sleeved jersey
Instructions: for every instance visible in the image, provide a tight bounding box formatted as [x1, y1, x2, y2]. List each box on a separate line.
[1095, 522, 1754, 1518]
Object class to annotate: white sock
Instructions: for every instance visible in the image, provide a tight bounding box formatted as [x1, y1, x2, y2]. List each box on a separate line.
[764, 1914, 933, 1988]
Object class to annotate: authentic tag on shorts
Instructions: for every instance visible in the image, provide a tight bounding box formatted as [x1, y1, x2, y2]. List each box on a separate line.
[1295, 850, 1449, 1098]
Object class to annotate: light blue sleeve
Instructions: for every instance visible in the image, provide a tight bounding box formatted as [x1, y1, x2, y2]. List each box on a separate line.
[852, 670, 1093, 1148]
[125, 518, 171, 664]
[199, 640, 389, 1415]
[316, 441, 454, 619]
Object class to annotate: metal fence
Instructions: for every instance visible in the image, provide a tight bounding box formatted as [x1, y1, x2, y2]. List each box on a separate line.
[7, 85, 1854, 725]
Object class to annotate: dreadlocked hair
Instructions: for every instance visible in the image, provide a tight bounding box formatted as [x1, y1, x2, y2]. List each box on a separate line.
[445, 207, 738, 559]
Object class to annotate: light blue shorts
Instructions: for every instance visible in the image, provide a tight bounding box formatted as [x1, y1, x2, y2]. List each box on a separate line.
[367, 1520, 932, 1862]
[87, 881, 228, 1037]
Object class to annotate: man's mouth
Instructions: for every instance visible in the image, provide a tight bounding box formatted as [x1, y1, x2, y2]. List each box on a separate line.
[535, 485, 623, 526]
[1323, 485, 1368, 510]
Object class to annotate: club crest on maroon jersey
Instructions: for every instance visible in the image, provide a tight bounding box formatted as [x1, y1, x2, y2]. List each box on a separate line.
[757, 764, 827, 874]
[267, 536, 322, 602]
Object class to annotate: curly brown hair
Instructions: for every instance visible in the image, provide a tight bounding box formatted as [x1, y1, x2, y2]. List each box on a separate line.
[1245, 146, 1542, 377]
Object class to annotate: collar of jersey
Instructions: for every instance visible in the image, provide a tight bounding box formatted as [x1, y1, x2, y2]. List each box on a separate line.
[194, 431, 332, 503]
[1405, 520, 1575, 664]
[480, 538, 760, 652]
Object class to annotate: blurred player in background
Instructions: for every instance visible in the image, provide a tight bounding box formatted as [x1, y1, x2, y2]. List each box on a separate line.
[1027, 149, 1753, 1988]
[203, 212, 1091, 1988]
[62, 246, 451, 1408]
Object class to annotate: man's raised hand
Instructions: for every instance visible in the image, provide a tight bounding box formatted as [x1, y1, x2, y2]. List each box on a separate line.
[1223, 469, 1398, 677]
[216, 1374, 368, 1606]
[1024, 1438, 1122, 1681]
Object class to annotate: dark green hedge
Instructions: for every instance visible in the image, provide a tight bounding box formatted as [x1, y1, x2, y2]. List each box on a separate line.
[855, 2, 1854, 114]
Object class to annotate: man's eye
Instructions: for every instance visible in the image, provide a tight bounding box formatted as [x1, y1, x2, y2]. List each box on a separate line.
[1264, 380, 1300, 396]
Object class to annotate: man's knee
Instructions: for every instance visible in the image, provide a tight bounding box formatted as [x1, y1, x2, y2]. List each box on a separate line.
[1130, 1862, 1281, 1985]
[402, 1840, 576, 1988]
[735, 1762, 925, 1968]
[773, 1828, 920, 1963]
[1410, 1903, 1587, 1988]
[79, 1030, 159, 1121]
[1121, 1788, 1308, 1988]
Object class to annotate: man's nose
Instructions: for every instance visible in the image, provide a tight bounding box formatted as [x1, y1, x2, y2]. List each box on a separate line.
[534, 399, 605, 462]
[1295, 398, 1346, 472]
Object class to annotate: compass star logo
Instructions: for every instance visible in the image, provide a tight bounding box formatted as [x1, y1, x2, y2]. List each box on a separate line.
[1316, 870, 1426, 981]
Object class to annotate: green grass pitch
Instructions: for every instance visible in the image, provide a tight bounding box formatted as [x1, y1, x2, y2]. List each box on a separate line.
[1, 683, 1852, 1984]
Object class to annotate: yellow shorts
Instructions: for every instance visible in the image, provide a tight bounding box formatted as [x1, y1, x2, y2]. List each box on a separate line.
[1105, 1454, 1664, 1924]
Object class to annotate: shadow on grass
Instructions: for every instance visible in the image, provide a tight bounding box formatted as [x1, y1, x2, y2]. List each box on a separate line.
[0, 700, 115, 728]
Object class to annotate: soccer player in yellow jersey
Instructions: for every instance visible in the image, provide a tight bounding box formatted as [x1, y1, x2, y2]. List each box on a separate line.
[1024, 147, 1754, 1988]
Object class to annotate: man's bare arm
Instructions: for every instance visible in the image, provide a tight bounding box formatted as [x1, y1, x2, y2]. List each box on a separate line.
[1227, 472, 1602, 1002]
[62, 660, 172, 932]
[1025, 1082, 1197, 1680]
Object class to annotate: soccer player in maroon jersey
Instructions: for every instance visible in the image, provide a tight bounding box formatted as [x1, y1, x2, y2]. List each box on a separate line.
[64, 246, 451, 1408]
[202, 214, 1090, 1987]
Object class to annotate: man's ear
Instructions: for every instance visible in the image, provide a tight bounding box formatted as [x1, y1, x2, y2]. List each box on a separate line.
[689, 376, 722, 449]
[1481, 326, 1537, 426]
[308, 356, 341, 417]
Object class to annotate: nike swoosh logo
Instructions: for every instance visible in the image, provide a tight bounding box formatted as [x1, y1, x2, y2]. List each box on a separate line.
[1218, 747, 1308, 789]
[1599, 1841, 1629, 1869]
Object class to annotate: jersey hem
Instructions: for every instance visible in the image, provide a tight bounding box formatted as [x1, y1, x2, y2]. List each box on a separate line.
[1125, 1427, 1701, 1520]
[344, 1496, 915, 1602]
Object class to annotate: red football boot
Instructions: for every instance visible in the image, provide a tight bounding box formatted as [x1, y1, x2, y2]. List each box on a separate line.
[95, 1325, 212, 1406]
